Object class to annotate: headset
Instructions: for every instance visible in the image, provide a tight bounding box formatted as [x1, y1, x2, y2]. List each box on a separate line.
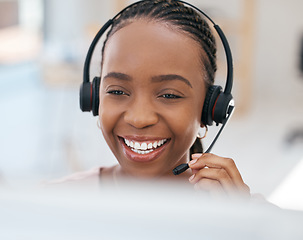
[79, 0, 235, 174]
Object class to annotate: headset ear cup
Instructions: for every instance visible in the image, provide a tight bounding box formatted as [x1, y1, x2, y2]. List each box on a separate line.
[213, 92, 233, 124]
[91, 77, 101, 116]
[201, 85, 222, 126]
[79, 81, 92, 112]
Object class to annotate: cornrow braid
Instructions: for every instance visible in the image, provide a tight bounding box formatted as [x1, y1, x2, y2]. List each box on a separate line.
[101, 0, 217, 87]
[101, 0, 218, 154]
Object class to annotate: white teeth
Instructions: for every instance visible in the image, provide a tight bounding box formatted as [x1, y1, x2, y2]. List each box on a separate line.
[134, 142, 140, 149]
[124, 138, 167, 152]
[141, 142, 147, 150]
[132, 149, 153, 154]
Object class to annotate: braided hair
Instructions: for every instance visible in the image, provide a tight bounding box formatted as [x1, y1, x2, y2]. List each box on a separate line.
[101, 0, 217, 154]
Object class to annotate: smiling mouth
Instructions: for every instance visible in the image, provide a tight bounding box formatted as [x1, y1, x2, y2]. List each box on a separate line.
[119, 136, 170, 162]
[123, 138, 168, 154]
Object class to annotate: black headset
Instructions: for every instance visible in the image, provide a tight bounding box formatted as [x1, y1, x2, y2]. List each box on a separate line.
[79, 0, 234, 126]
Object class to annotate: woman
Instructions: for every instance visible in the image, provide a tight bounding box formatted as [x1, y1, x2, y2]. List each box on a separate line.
[94, 0, 250, 197]
[59, 0, 250, 198]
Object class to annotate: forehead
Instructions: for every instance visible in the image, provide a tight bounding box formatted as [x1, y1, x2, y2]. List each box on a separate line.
[102, 20, 205, 87]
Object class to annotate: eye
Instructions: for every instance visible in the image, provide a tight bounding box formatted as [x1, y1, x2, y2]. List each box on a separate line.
[107, 90, 127, 95]
[160, 93, 182, 99]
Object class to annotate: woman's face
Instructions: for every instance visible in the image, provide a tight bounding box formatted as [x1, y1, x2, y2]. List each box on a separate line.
[99, 20, 206, 178]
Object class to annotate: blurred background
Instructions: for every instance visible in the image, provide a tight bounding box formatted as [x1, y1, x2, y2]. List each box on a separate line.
[0, 0, 302, 210]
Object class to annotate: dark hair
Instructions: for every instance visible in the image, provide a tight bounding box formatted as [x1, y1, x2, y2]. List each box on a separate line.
[101, 0, 217, 154]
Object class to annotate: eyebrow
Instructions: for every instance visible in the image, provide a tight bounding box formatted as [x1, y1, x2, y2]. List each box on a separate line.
[103, 72, 192, 88]
[103, 72, 132, 81]
[151, 74, 192, 88]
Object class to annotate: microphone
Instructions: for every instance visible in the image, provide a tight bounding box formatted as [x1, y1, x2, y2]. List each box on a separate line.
[173, 105, 235, 175]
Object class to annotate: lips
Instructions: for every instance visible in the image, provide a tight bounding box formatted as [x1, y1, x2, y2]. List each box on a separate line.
[119, 136, 170, 162]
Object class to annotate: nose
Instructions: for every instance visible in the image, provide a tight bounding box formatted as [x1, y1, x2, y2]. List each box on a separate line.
[124, 98, 159, 129]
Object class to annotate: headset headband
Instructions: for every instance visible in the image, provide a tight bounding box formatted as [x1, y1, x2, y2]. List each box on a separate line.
[82, 0, 233, 95]
[80, 0, 234, 127]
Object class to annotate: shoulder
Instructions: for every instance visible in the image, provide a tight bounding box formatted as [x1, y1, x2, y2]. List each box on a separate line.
[46, 165, 117, 185]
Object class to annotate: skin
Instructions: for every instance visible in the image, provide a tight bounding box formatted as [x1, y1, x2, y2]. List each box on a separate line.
[98, 20, 250, 197]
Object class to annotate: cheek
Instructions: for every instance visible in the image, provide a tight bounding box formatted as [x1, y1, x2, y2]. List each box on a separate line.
[165, 105, 201, 144]
[174, 94, 205, 146]
[98, 97, 120, 139]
